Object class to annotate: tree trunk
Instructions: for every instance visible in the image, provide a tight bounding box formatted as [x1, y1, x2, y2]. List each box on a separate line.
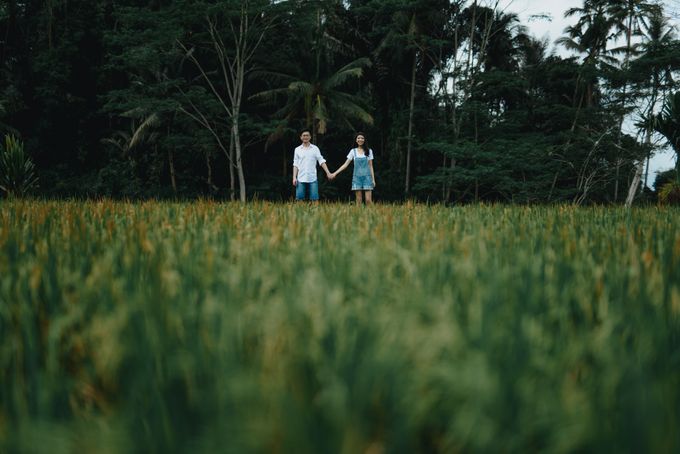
[615, 14, 635, 203]
[625, 68, 660, 207]
[445, 25, 460, 204]
[232, 42, 247, 202]
[445, 157, 456, 202]
[167, 125, 177, 194]
[644, 71, 662, 191]
[625, 159, 645, 207]
[625, 121, 648, 207]
[548, 171, 559, 202]
[168, 148, 177, 194]
[233, 119, 246, 202]
[643, 152, 651, 190]
[405, 50, 417, 195]
[442, 155, 447, 200]
[614, 160, 621, 202]
[46, 0, 54, 49]
[228, 133, 236, 201]
[206, 151, 215, 192]
[2, 0, 16, 63]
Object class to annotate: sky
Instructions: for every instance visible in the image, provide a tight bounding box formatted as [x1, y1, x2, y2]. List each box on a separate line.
[502, 0, 678, 187]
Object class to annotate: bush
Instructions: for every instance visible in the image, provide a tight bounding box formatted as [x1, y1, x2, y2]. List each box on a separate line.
[653, 168, 677, 192]
[658, 180, 680, 205]
[0, 134, 38, 197]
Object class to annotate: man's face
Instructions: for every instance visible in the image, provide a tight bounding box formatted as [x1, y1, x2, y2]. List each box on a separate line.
[300, 132, 311, 143]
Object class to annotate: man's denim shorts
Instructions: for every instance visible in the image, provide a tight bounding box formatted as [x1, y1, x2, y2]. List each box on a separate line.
[296, 180, 319, 201]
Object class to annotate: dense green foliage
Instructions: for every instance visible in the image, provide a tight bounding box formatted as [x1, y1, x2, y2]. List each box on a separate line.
[1, 201, 679, 451]
[1, 0, 680, 202]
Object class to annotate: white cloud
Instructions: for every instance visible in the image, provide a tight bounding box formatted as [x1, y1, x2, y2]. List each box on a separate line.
[504, 0, 575, 50]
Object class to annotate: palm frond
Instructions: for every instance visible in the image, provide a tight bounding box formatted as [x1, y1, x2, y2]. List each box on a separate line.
[249, 69, 298, 86]
[332, 92, 374, 125]
[101, 137, 128, 152]
[129, 113, 161, 150]
[324, 58, 372, 89]
[564, 7, 586, 19]
[654, 91, 680, 153]
[249, 87, 295, 104]
[121, 107, 146, 119]
[556, 36, 583, 53]
[288, 81, 314, 94]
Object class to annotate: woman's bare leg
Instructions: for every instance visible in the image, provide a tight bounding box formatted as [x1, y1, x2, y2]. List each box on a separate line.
[364, 191, 373, 204]
[354, 191, 363, 205]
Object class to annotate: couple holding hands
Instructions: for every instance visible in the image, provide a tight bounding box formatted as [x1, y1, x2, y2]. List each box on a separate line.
[292, 129, 376, 204]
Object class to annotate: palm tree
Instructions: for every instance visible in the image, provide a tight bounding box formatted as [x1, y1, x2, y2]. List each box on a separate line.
[624, 9, 679, 205]
[653, 90, 680, 203]
[557, 0, 619, 109]
[251, 1, 373, 145]
[606, 0, 660, 202]
[654, 91, 680, 182]
[483, 10, 530, 72]
[607, 0, 659, 63]
[102, 109, 179, 193]
[369, 0, 453, 195]
[252, 57, 373, 145]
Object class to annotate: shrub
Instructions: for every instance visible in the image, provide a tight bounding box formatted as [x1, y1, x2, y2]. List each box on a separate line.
[658, 180, 680, 205]
[0, 134, 38, 197]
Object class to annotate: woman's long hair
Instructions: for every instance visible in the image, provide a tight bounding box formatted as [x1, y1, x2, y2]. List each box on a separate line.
[353, 132, 370, 157]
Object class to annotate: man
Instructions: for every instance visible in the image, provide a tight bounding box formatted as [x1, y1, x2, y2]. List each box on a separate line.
[292, 129, 333, 202]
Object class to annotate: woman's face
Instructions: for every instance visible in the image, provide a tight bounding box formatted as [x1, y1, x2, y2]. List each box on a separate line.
[356, 135, 365, 146]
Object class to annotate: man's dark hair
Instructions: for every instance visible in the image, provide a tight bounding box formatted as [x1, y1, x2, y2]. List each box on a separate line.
[300, 128, 312, 136]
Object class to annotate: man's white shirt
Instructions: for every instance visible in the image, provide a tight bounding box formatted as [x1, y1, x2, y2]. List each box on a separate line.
[293, 144, 326, 183]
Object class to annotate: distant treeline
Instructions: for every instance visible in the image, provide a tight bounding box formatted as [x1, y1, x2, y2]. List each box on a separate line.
[1, 0, 680, 203]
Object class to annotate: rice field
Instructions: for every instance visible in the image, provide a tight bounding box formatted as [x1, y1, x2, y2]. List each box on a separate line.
[1, 200, 679, 453]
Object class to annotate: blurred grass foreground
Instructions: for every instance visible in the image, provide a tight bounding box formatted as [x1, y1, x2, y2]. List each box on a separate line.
[1, 200, 679, 453]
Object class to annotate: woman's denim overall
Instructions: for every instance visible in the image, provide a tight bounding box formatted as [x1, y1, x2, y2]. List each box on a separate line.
[351, 149, 373, 190]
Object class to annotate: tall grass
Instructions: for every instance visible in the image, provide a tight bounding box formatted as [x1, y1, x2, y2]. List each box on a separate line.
[1, 200, 679, 452]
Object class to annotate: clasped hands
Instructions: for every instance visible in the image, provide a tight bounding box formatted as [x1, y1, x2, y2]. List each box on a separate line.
[324, 170, 376, 187]
[292, 171, 374, 186]
[291, 171, 338, 186]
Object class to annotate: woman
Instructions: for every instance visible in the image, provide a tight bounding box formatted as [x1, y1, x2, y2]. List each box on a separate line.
[331, 132, 376, 204]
